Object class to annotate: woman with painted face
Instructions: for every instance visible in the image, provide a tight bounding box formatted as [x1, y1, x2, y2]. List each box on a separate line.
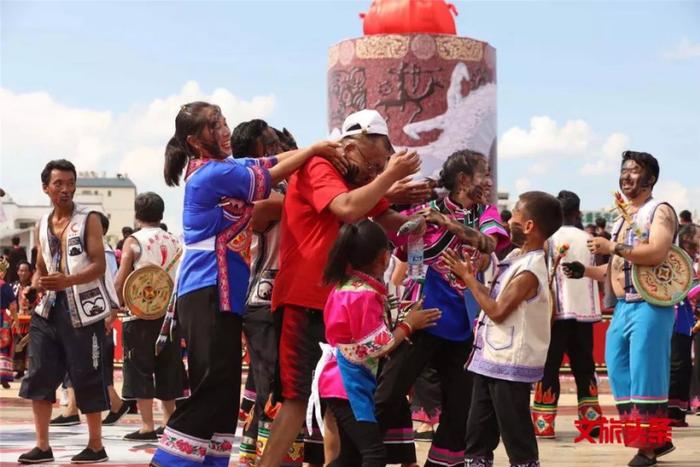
[374, 149, 510, 466]
[150, 102, 343, 467]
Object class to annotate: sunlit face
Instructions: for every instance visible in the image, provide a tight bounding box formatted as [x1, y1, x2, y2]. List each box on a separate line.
[191, 109, 232, 159]
[43, 169, 76, 209]
[17, 264, 31, 284]
[509, 200, 535, 247]
[619, 159, 654, 199]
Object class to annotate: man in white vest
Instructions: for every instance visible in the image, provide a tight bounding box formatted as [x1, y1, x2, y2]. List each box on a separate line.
[114, 192, 185, 441]
[19, 159, 118, 464]
[531, 190, 602, 439]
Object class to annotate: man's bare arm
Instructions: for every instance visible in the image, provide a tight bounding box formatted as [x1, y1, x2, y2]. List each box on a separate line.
[251, 191, 284, 233]
[612, 204, 677, 266]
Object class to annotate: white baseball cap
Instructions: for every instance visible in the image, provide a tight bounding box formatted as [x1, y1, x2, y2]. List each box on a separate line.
[340, 109, 390, 139]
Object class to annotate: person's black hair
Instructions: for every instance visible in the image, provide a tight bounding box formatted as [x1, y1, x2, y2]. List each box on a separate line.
[97, 212, 110, 235]
[230, 119, 269, 158]
[518, 191, 563, 239]
[41, 159, 76, 186]
[275, 127, 298, 150]
[679, 210, 692, 223]
[2, 247, 10, 257]
[621, 150, 660, 188]
[437, 149, 487, 191]
[323, 220, 391, 285]
[122, 226, 134, 237]
[556, 190, 580, 217]
[11, 236, 20, 246]
[679, 223, 697, 243]
[164, 101, 221, 186]
[500, 209, 512, 223]
[135, 192, 165, 223]
[160, 223, 168, 232]
[16, 260, 32, 273]
[595, 217, 607, 228]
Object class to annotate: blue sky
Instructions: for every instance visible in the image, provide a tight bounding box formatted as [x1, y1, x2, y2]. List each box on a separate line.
[2, 1, 699, 231]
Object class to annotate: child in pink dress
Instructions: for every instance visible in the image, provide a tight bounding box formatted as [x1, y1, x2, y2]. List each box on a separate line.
[308, 220, 440, 467]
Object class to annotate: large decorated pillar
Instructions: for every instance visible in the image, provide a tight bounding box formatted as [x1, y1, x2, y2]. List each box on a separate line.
[327, 0, 498, 198]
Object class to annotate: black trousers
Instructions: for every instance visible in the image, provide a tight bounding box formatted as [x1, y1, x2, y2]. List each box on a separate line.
[375, 331, 473, 466]
[668, 332, 693, 422]
[166, 286, 242, 440]
[326, 398, 387, 467]
[239, 304, 280, 463]
[532, 321, 601, 428]
[466, 374, 539, 466]
[411, 366, 441, 425]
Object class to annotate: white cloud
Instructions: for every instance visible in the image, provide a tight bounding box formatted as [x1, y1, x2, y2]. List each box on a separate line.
[499, 116, 593, 158]
[514, 177, 532, 195]
[664, 38, 700, 60]
[579, 132, 630, 175]
[654, 180, 700, 213]
[0, 83, 276, 233]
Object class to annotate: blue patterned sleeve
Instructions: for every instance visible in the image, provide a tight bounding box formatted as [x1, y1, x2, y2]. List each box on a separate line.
[210, 159, 272, 203]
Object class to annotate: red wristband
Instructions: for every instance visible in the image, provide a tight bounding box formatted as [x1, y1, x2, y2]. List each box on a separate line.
[397, 321, 413, 337]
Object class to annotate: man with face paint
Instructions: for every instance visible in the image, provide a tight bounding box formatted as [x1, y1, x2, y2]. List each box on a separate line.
[260, 109, 425, 467]
[563, 151, 679, 467]
[531, 190, 602, 439]
[374, 150, 510, 467]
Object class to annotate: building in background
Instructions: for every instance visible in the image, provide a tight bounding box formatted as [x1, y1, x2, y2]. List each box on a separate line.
[0, 173, 136, 249]
[74, 172, 136, 245]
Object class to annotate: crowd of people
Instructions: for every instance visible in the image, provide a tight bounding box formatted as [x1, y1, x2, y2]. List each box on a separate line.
[0, 103, 698, 467]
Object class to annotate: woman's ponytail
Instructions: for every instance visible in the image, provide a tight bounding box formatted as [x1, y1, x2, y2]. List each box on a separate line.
[163, 101, 219, 187]
[164, 135, 189, 186]
[323, 223, 357, 285]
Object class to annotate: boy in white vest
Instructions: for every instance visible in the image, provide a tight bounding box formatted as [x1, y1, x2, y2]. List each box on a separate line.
[114, 192, 185, 441]
[531, 190, 602, 438]
[442, 190, 563, 467]
[19, 159, 118, 464]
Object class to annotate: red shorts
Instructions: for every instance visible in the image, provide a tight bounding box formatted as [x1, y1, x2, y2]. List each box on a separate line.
[277, 305, 325, 401]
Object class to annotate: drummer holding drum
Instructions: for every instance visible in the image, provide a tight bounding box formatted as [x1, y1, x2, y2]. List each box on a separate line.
[564, 150, 693, 467]
[114, 192, 185, 442]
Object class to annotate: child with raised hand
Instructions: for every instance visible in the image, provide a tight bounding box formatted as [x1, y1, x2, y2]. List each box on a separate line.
[441, 191, 563, 467]
[309, 220, 440, 467]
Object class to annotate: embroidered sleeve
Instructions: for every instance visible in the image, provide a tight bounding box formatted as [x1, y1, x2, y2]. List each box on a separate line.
[337, 324, 394, 364]
[242, 156, 278, 169]
[479, 205, 510, 252]
[212, 160, 272, 203]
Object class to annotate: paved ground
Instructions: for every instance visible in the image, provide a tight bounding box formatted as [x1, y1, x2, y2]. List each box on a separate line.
[1, 373, 698, 466]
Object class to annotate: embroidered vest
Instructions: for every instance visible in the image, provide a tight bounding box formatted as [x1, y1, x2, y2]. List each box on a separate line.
[467, 250, 551, 383]
[610, 198, 675, 303]
[37, 205, 118, 328]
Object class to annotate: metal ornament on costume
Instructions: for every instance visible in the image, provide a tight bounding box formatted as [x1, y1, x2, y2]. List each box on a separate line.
[123, 265, 174, 320]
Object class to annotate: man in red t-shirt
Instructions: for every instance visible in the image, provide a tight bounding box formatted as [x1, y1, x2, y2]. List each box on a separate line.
[260, 110, 423, 466]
